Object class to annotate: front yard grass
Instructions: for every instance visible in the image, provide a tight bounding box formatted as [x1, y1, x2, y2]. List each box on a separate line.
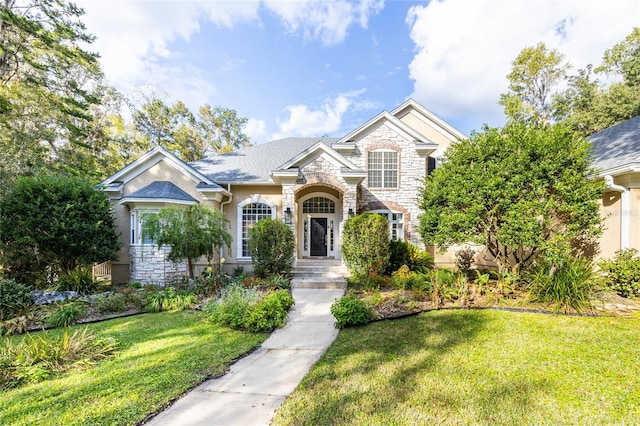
[273, 309, 640, 425]
[0, 310, 267, 426]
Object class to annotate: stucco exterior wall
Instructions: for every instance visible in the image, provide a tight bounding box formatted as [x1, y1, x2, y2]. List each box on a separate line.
[398, 112, 456, 157]
[221, 185, 282, 268]
[125, 160, 201, 200]
[599, 190, 622, 260]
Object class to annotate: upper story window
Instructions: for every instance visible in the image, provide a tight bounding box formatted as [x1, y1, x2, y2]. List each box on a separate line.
[237, 196, 276, 258]
[368, 150, 398, 189]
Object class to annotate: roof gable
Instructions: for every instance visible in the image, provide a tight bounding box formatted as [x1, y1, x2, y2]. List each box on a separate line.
[120, 181, 198, 205]
[275, 141, 362, 171]
[391, 98, 467, 141]
[334, 110, 435, 146]
[100, 146, 220, 189]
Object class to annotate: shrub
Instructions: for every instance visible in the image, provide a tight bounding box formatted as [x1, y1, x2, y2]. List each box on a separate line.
[387, 241, 434, 275]
[330, 293, 373, 329]
[244, 290, 295, 332]
[390, 265, 430, 291]
[56, 267, 100, 295]
[248, 218, 295, 278]
[455, 246, 476, 274]
[205, 285, 294, 332]
[145, 287, 198, 313]
[0, 327, 118, 389]
[598, 249, 640, 298]
[0, 279, 32, 320]
[194, 266, 229, 296]
[45, 302, 87, 328]
[429, 268, 461, 307]
[204, 284, 260, 329]
[342, 213, 390, 277]
[0, 174, 121, 289]
[96, 293, 128, 314]
[527, 256, 595, 313]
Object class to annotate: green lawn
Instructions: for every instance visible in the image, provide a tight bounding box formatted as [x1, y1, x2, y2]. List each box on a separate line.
[0, 311, 267, 426]
[273, 310, 640, 425]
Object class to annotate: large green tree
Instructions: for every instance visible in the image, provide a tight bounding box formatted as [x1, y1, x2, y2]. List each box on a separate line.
[419, 122, 604, 274]
[0, 0, 103, 188]
[554, 28, 640, 134]
[499, 42, 570, 124]
[133, 98, 251, 162]
[142, 204, 232, 279]
[0, 174, 121, 288]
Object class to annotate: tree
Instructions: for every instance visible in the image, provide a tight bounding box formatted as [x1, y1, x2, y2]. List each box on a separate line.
[499, 43, 570, 124]
[552, 28, 640, 135]
[0, 174, 121, 288]
[0, 0, 103, 188]
[419, 122, 604, 274]
[133, 99, 251, 162]
[142, 204, 232, 279]
[247, 218, 294, 278]
[198, 104, 250, 154]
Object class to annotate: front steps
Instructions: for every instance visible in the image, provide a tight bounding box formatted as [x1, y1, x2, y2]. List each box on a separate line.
[290, 259, 349, 289]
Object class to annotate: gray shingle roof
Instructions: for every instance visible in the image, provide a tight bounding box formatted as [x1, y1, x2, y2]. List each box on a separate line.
[190, 137, 339, 183]
[127, 181, 197, 202]
[591, 115, 640, 175]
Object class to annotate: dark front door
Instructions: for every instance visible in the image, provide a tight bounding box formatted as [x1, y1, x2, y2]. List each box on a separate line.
[310, 218, 327, 257]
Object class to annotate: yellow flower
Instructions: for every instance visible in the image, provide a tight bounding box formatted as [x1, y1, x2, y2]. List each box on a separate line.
[207, 266, 213, 272]
[220, 258, 226, 264]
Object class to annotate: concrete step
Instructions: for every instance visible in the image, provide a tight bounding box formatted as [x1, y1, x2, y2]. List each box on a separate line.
[290, 277, 347, 290]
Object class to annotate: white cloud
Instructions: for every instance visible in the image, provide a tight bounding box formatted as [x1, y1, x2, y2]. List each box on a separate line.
[406, 0, 640, 129]
[245, 118, 268, 144]
[273, 91, 365, 139]
[264, 0, 384, 45]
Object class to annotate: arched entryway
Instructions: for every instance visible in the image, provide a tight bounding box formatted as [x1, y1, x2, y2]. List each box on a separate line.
[296, 187, 343, 259]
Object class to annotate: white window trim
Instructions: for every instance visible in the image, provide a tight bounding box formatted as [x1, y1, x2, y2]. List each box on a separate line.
[130, 209, 159, 246]
[236, 196, 277, 260]
[370, 209, 404, 241]
[368, 149, 399, 189]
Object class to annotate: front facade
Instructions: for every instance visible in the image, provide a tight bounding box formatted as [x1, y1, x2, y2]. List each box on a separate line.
[101, 99, 466, 284]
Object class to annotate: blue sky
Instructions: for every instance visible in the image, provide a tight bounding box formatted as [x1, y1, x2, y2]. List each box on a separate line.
[76, 0, 639, 144]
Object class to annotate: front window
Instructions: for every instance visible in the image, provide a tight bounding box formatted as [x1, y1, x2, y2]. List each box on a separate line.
[373, 210, 404, 240]
[241, 202, 273, 257]
[368, 150, 398, 189]
[130, 210, 157, 245]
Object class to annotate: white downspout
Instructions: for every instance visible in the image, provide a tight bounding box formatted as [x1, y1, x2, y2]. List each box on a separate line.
[605, 175, 630, 249]
[220, 184, 233, 261]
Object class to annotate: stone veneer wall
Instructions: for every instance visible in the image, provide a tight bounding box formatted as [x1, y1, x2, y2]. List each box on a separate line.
[347, 123, 427, 247]
[130, 245, 188, 285]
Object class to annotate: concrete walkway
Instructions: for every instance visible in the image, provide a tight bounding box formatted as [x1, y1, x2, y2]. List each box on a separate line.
[146, 288, 344, 426]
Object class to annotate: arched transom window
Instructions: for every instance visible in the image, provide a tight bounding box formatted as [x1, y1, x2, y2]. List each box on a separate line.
[302, 197, 335, 214]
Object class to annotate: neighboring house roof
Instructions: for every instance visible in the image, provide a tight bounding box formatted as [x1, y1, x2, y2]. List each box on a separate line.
[190, 137, 339, 184]
[127, 181, 197, 202]
[591, 115, 640, 176]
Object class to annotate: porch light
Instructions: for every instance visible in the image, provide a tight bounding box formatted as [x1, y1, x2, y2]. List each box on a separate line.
[284, 207, 292, 224]
[348, 208, 354, 218]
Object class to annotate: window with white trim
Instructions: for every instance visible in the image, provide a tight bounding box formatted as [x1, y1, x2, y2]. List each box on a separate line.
[372, 210, 404, 240]
[237, 197, 276, 258]
[130, 210, 157, 245]
[368, 150, 398, 188]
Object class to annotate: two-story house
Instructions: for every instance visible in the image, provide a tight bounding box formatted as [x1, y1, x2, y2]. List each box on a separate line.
[100, 99, 466, 284]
